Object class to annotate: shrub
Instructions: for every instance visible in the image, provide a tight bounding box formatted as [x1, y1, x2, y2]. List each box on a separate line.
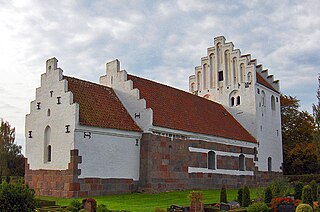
[242, 185, 251, 207]
[189, 191, 203, 202]
[237, 188, 243, 206]
[96, 204, 108, 212]
[302, 185, 313, 206]
[66, 199, 82, 212]
[287, 174, 320, 183]
[264, 187, 273, 203]
[0, 182, 36, 212]
[269, 177, 290, 197]
[294, 181, 304, 200]
[220, 185, 227, 203]
[295, 203, 313, 212]
[247, 202, 269, 212]
[309, 180, 318, 201]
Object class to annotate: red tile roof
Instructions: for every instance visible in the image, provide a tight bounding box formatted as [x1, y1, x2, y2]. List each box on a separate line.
[64, 76, 141, 132]
[127, 74, 256, 143]
[256, 72, 279, 93]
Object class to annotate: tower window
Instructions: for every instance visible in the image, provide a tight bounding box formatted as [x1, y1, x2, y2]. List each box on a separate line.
[271, 95, 276, 111]
[231, 97, 235, 107]
[47, 145, 52, 162]
[257, 88, 260, 94]
[47, 109, 51, 117]
[268, 157, 272, 171]
[237, 96, 241, 105]
[218, 71, 223, 81]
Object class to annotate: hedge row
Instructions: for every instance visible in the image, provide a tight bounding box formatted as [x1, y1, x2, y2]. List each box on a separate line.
[285, 174, 320, 183]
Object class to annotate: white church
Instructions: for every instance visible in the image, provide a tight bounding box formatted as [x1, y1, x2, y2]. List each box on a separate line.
[25, 36, 283, 197]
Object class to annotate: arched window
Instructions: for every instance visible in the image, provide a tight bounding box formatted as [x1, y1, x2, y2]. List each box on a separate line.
[208, 151, 216, 170]
[47, 109, 51, 117]
[240, 63, 245, 83]
[239, 154, 245, 171]
[197, 71, 201, 91]
[232, 57, 238, 84]
[261, 91, 266, 107]
[268, 157, 272, 171]
[230, 97, 235, 107]
[44, 126, 51, 163]
[47, 145, 52, 162]
[271, 95, 276, 111]
[237, 96, 241, 105]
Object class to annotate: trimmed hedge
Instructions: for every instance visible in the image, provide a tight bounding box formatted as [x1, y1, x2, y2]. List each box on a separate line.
[286, 174, 320, 183]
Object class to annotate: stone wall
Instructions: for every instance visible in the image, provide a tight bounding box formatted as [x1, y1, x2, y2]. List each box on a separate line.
[139, 133, 282, 193]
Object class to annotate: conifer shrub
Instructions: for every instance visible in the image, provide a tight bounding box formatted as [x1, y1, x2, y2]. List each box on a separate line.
[237, 187, 243, 206]
[294, 181, 304, 200]
[302, 185, 313, 206]
[220, 184, 227, 203]
[242, 185, 251, 207]
[247, 202, 269, 212]
[295, 203, 313, 212]
[66, 199, 82, 212]
[0, 182, 36, 212]
[269, 177, 290, 197]
[309, 180, 318, 201]
[264, 186, 273, 203]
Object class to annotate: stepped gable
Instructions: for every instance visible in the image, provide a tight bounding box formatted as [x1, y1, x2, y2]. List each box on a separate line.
[256, 72, 279, 93]
[64, 76, 141, 132]
[127, 74, 256, 143]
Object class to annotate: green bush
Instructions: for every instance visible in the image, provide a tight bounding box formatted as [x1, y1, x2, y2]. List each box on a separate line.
[294, 181, 304, 200]
[242, 185, 251, 207]
[287, 174, 320, 183]
[295, 203, 313, 212]
[237, 188, 243, 206]
[247, 202, 269, 212]
[269, 177, 290, 197]
[220, 184, 227, 203]
[0, 181, 36, 212]
[96, 204, 108, 212]
[264, 187, 273, 203]
[66, 199, 82, 212]
[302, 185, 313, 206]
[309, 179, 318, 201]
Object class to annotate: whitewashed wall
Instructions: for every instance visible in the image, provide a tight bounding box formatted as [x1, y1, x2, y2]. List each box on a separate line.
[25, 58, 77, 170]
[74, 126, 141, 180]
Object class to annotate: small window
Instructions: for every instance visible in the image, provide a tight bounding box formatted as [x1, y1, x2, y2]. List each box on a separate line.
[208, 151, 216, 170]
[47, 145, 52, 162]
[276, 97, 279, 102]
[218, 71, 224, 81]
[231, 97, 235, 107]
[268, 157, 272, 171]
[237, 96, 241, 105]
[257, 88, 260, 94]
[239, 154, 245, 171]
[47, 109, 51, 117]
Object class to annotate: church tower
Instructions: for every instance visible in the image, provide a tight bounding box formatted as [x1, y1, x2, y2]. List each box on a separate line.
[189, 36, 283, 172]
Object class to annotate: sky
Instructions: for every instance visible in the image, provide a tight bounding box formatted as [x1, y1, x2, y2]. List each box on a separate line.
[0, 0, 319, 153]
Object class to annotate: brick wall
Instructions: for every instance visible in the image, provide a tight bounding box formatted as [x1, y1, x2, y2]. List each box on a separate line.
[139, 133, 282, 193]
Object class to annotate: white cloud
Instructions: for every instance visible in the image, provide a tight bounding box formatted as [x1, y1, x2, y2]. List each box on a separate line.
[0, 0, 319, 153]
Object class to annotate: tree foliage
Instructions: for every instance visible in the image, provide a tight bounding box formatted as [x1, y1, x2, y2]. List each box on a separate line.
[280, 95, 319, 174]
[0, 119, 24, 178]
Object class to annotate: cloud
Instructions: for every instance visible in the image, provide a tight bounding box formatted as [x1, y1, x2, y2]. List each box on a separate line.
[0, 0, 319, 152]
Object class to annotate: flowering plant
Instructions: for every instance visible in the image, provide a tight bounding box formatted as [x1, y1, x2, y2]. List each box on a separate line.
[271, 197, 294, 212]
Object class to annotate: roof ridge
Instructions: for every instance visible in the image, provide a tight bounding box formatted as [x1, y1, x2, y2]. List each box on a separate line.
[63, 75, 112, 90]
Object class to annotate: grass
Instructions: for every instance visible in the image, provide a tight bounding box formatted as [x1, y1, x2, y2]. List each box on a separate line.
[38, 188, 264, 212]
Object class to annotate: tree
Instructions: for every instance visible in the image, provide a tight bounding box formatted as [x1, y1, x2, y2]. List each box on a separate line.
[312, 74, 320, 156]
[280, 95, 316, 174]
[0, 119, 24, 178]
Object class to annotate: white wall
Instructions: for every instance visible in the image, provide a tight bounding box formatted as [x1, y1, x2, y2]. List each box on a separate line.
[25, 58, 77, 170]
[74, 126, 141, 180]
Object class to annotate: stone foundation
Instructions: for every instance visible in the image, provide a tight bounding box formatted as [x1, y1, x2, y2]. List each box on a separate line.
[139, 133, 282, 193]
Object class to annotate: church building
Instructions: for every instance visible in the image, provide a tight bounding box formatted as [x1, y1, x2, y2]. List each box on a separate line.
[25, 36, 283, 197]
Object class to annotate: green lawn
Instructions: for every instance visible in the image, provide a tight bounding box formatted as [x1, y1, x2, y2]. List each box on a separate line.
[38, 188, 263, 212]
